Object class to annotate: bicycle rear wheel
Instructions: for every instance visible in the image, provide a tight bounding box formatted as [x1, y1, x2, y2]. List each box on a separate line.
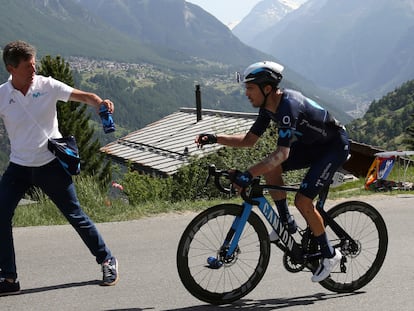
[176, 204, 270, 305]
[320, 201, 388, 292]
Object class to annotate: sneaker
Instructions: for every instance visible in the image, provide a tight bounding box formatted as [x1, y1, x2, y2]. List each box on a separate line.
[0, 278, 21, 296]
[101, 257, 119, 286]
[311, 249, 342, 282]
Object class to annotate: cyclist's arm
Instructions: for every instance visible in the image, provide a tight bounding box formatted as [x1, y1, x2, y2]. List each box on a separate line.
[216, 131, 259, 147]
[247, 146, 290, 177]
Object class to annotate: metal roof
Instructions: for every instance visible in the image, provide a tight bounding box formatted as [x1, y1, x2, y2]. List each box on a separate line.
[100, 108, 257, 176]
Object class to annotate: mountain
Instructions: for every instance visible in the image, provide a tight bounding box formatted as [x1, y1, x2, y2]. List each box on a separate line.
[1, 0, 270, 67]
[233, 0, 306, 45]
[0, 0, 352, 117]
[77, 0, 265, 66]
[245, 0, 414, 107]
[0, 0, 356, 173]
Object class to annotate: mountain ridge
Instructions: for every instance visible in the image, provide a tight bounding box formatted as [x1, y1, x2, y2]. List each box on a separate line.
[0, 0, 352, 116]
[239, 0, 414, 105]
[233, 0, 305, 44]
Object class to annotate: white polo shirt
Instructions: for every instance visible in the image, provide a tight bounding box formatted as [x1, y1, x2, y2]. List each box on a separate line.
[0, 75, 74, 166]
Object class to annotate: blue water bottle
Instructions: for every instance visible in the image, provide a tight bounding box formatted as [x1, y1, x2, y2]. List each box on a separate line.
[99, 104, 115, 133]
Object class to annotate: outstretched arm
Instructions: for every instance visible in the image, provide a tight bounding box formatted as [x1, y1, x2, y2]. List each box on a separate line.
[69, 89, 114, 114]
[196, 131, 259, 148]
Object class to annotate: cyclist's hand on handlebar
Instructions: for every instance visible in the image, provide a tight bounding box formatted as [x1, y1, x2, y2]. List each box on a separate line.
[195, 133, 217, 148]
[228, 169, 253, 189]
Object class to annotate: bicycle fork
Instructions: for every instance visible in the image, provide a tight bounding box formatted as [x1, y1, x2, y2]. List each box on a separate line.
[212, 199, 303, 266]
[207, 203, 254, 268]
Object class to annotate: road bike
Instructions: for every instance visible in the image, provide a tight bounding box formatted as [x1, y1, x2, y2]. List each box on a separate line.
[176, 165, 388, 305]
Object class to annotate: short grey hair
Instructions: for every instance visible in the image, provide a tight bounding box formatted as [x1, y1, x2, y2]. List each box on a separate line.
[2, 40, 36, 68]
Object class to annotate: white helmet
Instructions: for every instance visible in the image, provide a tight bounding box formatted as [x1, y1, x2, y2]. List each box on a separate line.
[243, 61, 284, 87]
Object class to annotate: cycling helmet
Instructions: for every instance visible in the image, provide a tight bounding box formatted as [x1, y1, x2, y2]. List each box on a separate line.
[242, 61, 284, 87]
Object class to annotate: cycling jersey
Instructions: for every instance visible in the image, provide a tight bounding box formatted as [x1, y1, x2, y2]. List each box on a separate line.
[249, 89, 349, 199]
[249, 89, 342, 147]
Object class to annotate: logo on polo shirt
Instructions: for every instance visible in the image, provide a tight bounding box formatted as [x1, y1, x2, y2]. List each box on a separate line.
[32, 91, 46, 98]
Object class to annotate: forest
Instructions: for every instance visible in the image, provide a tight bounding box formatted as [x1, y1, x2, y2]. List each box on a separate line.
[1, 56, 414, 173]
[347, 80, 414, 150]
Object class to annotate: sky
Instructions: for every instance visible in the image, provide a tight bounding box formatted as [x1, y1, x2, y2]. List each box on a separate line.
[187, 0, 262, 26]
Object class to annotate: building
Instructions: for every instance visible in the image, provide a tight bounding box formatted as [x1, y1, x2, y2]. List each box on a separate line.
[100, 107, 257, 177]
[100, 104, 384, 179]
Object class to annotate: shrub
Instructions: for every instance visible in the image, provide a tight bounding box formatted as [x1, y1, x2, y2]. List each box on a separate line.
[121, 170, 172, 205]
[119, 123, 307, 203]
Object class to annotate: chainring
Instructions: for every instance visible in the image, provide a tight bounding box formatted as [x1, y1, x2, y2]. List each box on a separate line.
[283, 253, 306, 273]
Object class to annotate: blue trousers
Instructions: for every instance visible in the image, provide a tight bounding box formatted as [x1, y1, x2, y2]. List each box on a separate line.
[0, 159, 112, 279]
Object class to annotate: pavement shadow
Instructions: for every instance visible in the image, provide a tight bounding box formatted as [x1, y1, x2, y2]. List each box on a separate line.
[164, 291, 365, 311]
[19, 279, 101, 295]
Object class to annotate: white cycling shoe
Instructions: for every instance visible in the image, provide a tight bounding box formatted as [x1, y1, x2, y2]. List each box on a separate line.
[311, 248, 342, 282]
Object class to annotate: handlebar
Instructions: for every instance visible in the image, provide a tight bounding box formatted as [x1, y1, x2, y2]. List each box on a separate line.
[205, 164, 233, 195]
[205, 164, 301, 205]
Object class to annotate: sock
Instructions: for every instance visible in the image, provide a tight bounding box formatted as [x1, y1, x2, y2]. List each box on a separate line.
[275, 199, 290, 223]
[315, 232, 335, 258]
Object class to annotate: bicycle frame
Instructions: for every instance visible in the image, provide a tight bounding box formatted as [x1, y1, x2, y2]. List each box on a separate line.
[222, 183, 304, 261]
[177, 165, 389, 305]
[220, 179, 355, 263]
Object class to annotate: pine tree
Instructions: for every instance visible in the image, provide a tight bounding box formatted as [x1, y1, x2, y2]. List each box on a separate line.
[37, 55, 111, 184]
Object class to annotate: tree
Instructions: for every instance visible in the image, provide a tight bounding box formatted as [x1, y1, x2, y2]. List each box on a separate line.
[404, 114, 414, 149]
[37, 55, 111, 184]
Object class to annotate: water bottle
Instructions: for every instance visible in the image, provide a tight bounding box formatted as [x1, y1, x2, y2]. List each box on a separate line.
[99, 104, 115, 133]
[207, 256, 223, 269]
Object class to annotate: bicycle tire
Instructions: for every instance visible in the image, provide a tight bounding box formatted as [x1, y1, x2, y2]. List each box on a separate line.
[319, 200, 388, 292]
[176, 204, 270, 305]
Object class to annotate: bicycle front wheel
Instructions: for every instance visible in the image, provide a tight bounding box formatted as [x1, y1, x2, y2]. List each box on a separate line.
[320, 200, 388, 292]
[176, 204, 270, 305]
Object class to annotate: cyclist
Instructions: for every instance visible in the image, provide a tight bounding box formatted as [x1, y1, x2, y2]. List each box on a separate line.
[195, 61, 350, 282]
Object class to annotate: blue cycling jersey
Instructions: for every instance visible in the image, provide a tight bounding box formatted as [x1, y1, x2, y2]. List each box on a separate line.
[249, 89, 342, 147]
[249, 89, 349, 199]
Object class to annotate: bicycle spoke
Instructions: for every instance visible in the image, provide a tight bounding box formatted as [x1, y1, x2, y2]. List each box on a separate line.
[320, 201, 388, 293]
[177, 204, 270, 304]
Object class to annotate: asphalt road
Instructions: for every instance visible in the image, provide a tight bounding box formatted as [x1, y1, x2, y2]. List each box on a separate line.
[2, 194, 413, 311]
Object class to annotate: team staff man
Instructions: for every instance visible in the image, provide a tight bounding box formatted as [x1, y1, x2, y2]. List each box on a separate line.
[0, 40, 119, 296]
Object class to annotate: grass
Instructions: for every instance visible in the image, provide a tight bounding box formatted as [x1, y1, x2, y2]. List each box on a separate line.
[13, 194, 240, 227]
[13, 174, 405, 228]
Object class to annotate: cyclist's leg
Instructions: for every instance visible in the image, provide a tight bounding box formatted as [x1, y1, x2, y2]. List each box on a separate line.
[294, 193, 325, 235]
[295, 178, 340, 282]
[293, 133, 349, 281]
[264, 167, 297, 234]
[295, 145, 346, 257]
[263, 166, 285, 200]
[285, 132, 349, 239]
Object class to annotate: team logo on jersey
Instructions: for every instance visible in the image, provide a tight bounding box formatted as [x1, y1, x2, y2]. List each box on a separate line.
[279, 128, 303, 139]
[282, 115, 291, 125]
[279, 129, 292, 138]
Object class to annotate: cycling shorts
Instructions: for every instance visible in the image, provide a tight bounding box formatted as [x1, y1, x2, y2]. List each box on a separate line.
[282, 128, 350, 199]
